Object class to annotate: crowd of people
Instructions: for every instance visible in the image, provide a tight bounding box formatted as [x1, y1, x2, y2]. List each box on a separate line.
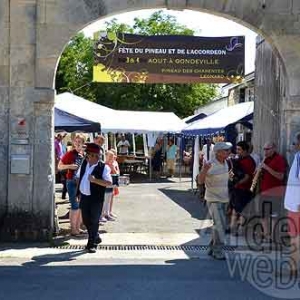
[197, 137, 300, 277]
[54, 132, 300, 275]
[55, 133, 121, 253]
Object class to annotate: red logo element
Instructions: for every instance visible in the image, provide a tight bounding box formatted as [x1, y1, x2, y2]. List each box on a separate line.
[18, 119, 26, 126]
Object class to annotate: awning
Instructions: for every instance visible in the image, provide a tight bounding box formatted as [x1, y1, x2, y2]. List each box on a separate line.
[182, 102, 254, 135]
[54, 108, 100, 133]
[56, 92, 185, 134]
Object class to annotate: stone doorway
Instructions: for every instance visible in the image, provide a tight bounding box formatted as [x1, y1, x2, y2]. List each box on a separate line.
[1, 0, 300, 240]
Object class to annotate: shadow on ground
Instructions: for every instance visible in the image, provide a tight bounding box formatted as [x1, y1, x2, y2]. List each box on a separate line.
[159, 188, 209, 221]
[0, 253, 274, 300]
[127, 173, 180, 184]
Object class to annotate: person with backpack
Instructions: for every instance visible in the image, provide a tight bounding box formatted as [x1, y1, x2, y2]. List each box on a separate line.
[76, 143, 112, 253]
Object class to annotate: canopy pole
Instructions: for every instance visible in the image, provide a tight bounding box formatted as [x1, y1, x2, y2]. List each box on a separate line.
[142, 134, 150, 178]
[132, 133, 136, 156]
[149, 147, 152, 181]
[104, 133, 109, 160]
[113, 133, 117, 150]
[143, 134, 148, 157]
[178, 136, 182, 183]
[192, 135, 200, 192]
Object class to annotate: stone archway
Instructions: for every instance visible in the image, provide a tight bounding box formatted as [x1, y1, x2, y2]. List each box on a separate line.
[1, 0, 300, 240]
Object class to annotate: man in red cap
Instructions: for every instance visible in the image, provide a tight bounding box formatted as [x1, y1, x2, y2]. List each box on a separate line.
[77, 143, 112, 253]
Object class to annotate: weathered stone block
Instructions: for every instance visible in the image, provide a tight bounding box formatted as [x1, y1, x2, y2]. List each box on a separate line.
[265, 0, 292, 14]
[10, 63, 35, 87]
[0, 46, 9, 66]
[32, 142, 54, 214]
[41, 1, 89, 25]
[0, 115, 9, 142]
[0, 0, 9, 24]
[199, 0, 235, 13]
[9, 87, 35, 115]
[0, 144, 8, 217]
[10, 45, 35, 67]
[35, 57, 60, 88]
[165, 0, 187, 10]
[0, 65, 9, 86]
[34, 88, 56, 104]
[10, 1, 36, 25]
[292, 0, 300, 13]
[7, 174, 33, 211]
[10, 24, 36, 46]
[36, 24, 79, 58]
[0, 211, 52, 242]
[0, 86, 9, 120]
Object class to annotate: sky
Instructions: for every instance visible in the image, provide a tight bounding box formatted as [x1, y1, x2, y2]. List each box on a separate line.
[82, 9, 257, 74]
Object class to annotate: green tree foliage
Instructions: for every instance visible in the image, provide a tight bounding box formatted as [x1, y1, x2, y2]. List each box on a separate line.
[56, 10, 219, 118]
[56, 33, 95, 100]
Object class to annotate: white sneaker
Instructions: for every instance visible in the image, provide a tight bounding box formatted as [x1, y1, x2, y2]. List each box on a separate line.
[99, 216, 107, 223]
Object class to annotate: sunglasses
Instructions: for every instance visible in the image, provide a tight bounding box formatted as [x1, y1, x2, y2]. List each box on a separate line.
[263, 147, 273, 151]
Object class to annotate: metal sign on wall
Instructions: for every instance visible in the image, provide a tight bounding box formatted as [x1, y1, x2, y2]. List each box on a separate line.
[93, 32, 245, 84]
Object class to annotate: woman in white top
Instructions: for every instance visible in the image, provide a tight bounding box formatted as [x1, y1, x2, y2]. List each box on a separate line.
[283, 134, 300, 277]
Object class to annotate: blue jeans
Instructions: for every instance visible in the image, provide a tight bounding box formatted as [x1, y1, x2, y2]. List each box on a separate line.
[66, 179, 79, 210]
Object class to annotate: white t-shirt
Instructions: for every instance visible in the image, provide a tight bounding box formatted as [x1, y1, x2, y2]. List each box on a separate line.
[117, 140, 130, 154]
[77, 162, 112, 196]
[205, 158, 229, 203]
[284, 152, 300, 212]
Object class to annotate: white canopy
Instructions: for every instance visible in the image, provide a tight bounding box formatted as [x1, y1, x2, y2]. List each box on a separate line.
[182, 102, 254, 135]
[55, 92, 185, 134]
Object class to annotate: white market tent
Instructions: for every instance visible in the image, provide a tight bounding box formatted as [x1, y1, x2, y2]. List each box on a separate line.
[182, 101, 254, 136]
[55, 92, 185, 134]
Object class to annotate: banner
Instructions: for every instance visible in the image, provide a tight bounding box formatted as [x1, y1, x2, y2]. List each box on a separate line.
[93, 32, 245, 84]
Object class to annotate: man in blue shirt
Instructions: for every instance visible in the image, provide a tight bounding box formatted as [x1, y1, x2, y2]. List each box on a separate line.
[166, 139, 177, 177]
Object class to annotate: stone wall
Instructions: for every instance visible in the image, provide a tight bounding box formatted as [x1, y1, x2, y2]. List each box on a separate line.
[0, 1, 55, 241]
[0, 1, 10, 228]
[252, 37, 284, 159]
[253, 35, 300, 164]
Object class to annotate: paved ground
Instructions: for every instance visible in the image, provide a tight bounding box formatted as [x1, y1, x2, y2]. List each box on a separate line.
[1, 176, 299, 299]
[56, 176, 208, 234]
[0, 257, 279, 300]
[54, 176, 274, 250]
